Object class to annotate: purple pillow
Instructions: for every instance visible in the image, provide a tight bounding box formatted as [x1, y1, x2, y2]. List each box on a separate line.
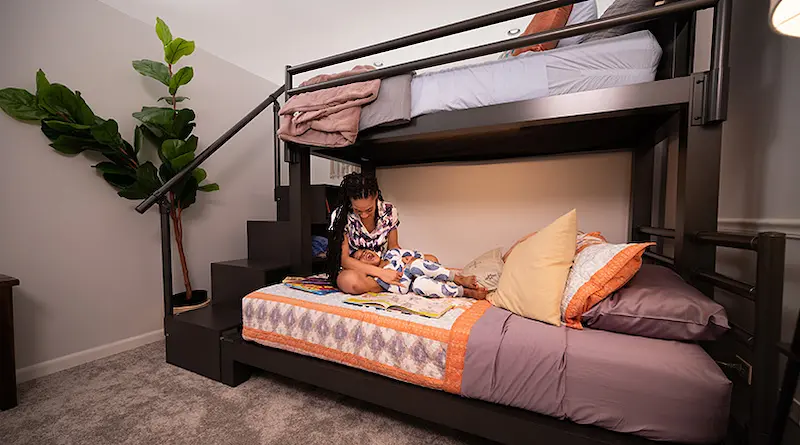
[582, 264, 729, 341]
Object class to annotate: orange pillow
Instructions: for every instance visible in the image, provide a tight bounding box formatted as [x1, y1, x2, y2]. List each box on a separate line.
[560, 240, 655, 329]
[511, 6, 573, 56]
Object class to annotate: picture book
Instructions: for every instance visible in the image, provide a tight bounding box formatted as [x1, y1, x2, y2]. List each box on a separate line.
[344, 293, 456, 318]
[282, 275, 338, 295]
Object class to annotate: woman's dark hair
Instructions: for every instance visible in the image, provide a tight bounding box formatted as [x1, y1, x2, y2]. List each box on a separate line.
[327, 172, 383, 284]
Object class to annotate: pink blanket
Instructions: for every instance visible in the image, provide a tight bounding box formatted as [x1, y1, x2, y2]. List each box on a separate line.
[278, 65, 380, 148]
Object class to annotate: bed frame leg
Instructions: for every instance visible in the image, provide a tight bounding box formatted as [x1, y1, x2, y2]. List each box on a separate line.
[221, 330, 251, 387]
[287, 141, 312, 276]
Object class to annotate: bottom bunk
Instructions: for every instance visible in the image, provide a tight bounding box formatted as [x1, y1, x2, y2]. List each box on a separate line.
[234, 283, 732, 444]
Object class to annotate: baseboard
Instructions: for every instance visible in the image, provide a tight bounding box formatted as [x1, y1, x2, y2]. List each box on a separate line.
[16, 329, 164, 383]
[718, 218, 800, 240]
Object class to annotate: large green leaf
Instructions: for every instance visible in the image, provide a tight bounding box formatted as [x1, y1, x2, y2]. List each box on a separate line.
[132, 59, 170, 86]
[93, 162, 133, 176]
[118, 162, 162, 200]
[198, 183, 219, 192]
[170, 151, 194, 170]
[158, 96, 188, 105]
[102, 173, 137, 189]
[158, 162, 176, 183]
[176, 176, 199, 209]
[168, 66, 193, 95]
[173, 109, 195, 139]
[35, 70, 50, 99]
[0, 88, 50, 121]
[161, 139, 186, 160]
[90, 119, 124, 148]
[164, 38, 195, 65]
[155, 17, 173, 47]
[38, 84, 79, 121]
[72, 91, 95, 125]
[43, 119, 91, 133]
[192, 168, 207, 183]
[40, 120, 61, 141]
[49, 135, 101, 155]
[133, 125, 144, 155]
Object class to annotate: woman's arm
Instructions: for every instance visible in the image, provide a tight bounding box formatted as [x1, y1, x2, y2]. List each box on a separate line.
[387, 228, 400, 250]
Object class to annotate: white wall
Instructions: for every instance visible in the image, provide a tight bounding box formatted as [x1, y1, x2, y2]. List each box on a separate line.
[0, 0, 279, 379]
[379, 153, 631, 267]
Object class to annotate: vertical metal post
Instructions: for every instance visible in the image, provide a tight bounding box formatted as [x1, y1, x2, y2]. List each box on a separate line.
[753, 232, 786, 445]
[159, 198, 174, 323]
[706, 0, 731, 122]
[629, 144, 655, 244]
[273, 102, 282, 197]
[288, 142, 312, 276]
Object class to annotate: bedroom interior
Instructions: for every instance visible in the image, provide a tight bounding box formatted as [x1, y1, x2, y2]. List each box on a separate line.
[1, 0, 799, 444]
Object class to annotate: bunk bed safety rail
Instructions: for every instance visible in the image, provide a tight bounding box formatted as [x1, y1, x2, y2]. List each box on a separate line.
[286, 0, 720, 97]
[637, 226, 786, 445]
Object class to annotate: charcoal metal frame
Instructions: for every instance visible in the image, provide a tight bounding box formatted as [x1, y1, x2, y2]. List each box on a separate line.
[132, 0, 788, 444]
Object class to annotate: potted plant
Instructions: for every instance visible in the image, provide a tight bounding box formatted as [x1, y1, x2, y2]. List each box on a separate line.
[0, 18, 218, 313]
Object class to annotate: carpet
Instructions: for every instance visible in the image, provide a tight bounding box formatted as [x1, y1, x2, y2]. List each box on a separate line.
[0, 341, 489, 445]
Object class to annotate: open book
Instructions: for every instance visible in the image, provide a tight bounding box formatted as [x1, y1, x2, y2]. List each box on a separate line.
[344, 293, 456, 318]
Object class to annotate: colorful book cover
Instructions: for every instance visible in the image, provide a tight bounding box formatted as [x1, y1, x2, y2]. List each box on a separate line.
[344, 293, 456, 318]
[282, 275, 338, 295]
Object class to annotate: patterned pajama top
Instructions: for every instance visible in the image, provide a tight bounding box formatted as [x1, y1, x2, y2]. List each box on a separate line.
[329, 200, 400, 255]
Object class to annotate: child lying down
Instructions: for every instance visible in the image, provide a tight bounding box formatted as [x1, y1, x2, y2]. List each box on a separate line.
[352, 248, 488, 299]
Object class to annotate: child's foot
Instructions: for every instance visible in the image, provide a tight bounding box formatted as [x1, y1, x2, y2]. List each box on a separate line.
[454, 274, 478, 289]
[463, 287, 488, 300]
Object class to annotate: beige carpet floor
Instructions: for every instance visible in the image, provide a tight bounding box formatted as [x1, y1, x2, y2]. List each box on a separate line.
[0, 341, 489, 445]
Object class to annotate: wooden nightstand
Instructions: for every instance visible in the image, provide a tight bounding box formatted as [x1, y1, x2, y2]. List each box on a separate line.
[1, 274, 19, 410]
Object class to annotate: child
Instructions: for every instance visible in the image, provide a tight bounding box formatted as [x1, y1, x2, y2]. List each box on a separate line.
[352, 248, 488, 299]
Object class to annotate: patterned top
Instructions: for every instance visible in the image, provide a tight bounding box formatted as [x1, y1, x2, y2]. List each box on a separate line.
[330, 200, 400, 255]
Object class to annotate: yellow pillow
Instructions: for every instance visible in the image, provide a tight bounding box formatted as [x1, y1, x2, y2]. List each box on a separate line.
[490, 209, 577, 326]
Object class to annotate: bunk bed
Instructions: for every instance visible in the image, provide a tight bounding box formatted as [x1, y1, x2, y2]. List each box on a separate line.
[134, 1, 790, 444]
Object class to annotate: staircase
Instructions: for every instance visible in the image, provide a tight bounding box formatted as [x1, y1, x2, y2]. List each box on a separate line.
[164, 184, 339, 381]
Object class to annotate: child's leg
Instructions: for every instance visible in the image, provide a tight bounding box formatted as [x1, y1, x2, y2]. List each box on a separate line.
[405, 258, 454, 282]
[411, 277, 463, 298]
[374, 261, 411, 294]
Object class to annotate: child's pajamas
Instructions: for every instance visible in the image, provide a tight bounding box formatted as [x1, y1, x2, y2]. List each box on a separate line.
[375, 248, 463, 298]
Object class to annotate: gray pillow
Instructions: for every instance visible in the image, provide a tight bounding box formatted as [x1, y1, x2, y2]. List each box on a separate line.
[582, 264, 730, 341]
[579, 0, 656, 44]
[461, 248, 504, 291]
[359, 73, 412, 131]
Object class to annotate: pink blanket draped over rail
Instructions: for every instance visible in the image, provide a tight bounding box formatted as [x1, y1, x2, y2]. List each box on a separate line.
[278, 65, 380, 148]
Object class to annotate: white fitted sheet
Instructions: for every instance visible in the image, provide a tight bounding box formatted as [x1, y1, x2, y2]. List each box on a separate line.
[410, 30, 662, 118]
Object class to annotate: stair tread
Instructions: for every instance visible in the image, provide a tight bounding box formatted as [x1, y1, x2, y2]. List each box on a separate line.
[171, 300, 241, 331]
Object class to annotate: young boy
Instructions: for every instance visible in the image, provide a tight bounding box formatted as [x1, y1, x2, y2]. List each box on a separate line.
[352, 248, 488, 299]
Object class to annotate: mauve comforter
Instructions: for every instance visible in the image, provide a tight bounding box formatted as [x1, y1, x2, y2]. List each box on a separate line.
[462, 306, 732, 443]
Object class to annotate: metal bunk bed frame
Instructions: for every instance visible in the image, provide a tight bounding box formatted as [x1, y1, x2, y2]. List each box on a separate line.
[135, 1, 790, 444]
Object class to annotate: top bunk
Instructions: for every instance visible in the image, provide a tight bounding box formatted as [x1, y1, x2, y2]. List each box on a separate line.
[282, 0, 731, 167]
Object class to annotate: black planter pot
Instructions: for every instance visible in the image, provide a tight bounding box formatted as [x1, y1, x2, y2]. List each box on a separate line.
[171, 289, 209, 314]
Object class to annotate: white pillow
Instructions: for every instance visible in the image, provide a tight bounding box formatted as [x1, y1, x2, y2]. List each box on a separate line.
[557, 0, 599, 48]
[461, 248, 504, 291]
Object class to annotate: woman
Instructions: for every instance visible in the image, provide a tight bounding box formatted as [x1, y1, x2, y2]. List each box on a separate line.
[328, 173, 406, 294]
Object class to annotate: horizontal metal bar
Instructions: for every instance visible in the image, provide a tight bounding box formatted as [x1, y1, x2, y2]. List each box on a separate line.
[288, 0, 717, 96]
[694, 231, 758, 251]
[638, 226, 676, 238]
[135, 84, 286, 214]
[643, 250, 675, 266]
[694, 269, 755, 301]
[730, 321, 755, 348]
[289, 0, 582, 75]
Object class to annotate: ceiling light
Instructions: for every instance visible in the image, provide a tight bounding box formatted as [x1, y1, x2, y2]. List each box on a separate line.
[770, 0, 800, 37]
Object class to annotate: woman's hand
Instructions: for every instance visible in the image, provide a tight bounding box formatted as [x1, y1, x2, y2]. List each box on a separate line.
[377, 268, 403, 285]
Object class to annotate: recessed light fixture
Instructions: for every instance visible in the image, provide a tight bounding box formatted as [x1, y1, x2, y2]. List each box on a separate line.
[374, 61, 384, 67]
[507, 28, 521, 36]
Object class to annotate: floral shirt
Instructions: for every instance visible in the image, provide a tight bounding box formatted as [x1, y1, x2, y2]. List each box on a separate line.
[330, 200, 399, 255]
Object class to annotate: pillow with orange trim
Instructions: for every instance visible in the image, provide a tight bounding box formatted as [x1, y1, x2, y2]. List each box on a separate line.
[510, 5, 574, 56]
[560, 240, 654, 329]
[503, 231, 607, 262]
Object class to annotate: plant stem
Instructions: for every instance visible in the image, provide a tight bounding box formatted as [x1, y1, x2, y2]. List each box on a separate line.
[168, 64, 177, 112]
[169, 192, 192, 300]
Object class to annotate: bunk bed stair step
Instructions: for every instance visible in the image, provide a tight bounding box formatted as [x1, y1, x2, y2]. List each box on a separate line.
[210, 259, 292, 306]
[165, 300, 242, 382]
[275, 184, 340, 224]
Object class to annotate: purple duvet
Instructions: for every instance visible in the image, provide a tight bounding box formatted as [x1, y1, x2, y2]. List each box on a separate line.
[461, 306, 732, 443]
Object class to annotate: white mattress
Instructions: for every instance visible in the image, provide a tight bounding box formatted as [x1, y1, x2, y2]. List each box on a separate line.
[410, 30, 663, 117]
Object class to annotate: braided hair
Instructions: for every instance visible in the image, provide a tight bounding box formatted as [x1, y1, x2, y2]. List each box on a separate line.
[327, 172, 383, 284]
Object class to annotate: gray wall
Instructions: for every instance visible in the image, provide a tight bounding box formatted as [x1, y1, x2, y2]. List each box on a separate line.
[0, 0, 279, 378]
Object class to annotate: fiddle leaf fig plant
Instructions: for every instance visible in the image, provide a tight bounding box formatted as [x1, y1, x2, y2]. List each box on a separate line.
[0, 17, 217, 304]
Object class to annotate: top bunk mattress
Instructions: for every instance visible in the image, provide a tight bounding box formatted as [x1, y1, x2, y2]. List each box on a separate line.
[410, 30, 663, 117]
